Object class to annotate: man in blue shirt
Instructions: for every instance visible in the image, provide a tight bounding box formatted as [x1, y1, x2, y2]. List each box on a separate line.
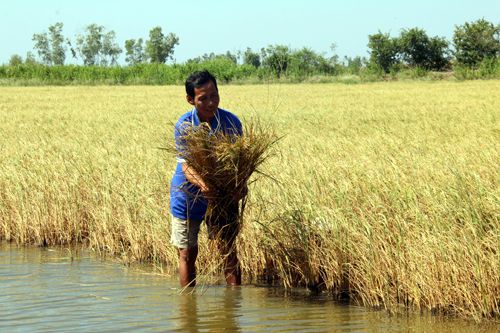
[170, 70, 243, 287]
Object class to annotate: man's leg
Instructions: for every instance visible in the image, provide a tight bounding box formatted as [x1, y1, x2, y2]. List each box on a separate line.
[171, 216, 202, 287]
[178, 246, 198, 287]
[218, 240, 241, 286]
[206, 205, 241, 286]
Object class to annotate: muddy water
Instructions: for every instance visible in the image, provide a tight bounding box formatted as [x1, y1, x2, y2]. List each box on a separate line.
[0, 242, 496, 332]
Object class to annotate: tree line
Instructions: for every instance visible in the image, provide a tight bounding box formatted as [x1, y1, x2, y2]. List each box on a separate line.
[3, 19, 499, 84]
[10, 24, 179, 67]
[368, 19, 499, 72]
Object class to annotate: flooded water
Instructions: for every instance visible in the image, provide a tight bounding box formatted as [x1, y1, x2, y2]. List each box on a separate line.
[0, 242, 497, 332]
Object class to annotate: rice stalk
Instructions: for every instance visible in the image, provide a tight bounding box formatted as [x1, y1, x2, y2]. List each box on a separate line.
[176, 119, 278, 242]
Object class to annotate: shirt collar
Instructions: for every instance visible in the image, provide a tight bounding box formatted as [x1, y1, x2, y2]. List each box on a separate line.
[191, 108, 221, 132]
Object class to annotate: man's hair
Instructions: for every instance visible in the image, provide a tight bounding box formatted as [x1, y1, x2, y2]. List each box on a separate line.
[185, 70, 218, 98]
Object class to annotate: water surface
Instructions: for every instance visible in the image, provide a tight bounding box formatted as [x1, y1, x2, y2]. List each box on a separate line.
[0, 242, 496, 332]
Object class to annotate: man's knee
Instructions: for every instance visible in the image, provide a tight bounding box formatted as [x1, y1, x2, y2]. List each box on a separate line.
[178, 247, 198, 263]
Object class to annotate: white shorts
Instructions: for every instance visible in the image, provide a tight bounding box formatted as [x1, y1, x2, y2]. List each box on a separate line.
[170, 215, 202, 249]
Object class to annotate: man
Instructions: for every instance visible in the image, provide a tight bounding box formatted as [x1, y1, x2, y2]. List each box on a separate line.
[170, 70, 243, 287]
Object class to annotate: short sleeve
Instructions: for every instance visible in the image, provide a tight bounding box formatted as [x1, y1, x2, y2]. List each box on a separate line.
[174, 120, 190, 163]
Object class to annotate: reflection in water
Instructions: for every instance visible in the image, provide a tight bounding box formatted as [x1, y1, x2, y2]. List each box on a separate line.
[175, 287, 242, 332]
[1, 242, 497, 333]
[178, 293, 199, 333]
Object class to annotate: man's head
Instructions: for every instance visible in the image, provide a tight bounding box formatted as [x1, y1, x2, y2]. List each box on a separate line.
[185, 70, 218, 98]
[185, 70, 220, 122]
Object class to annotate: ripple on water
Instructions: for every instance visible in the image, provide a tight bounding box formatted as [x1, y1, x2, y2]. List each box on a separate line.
[0, 242, 496, 333]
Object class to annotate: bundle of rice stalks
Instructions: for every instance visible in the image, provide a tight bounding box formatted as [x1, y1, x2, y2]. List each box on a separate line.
[177, 120, 277, 242]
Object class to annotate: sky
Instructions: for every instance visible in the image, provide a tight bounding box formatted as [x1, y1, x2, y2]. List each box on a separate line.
[1, 0, 499, 65]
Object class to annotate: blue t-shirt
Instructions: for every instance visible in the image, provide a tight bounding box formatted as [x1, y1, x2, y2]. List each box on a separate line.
[170, 108, 243, 220]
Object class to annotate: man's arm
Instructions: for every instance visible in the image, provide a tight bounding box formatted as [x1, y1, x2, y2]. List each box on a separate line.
[182, 163, 211, 195]
[175, 121, 207, 192]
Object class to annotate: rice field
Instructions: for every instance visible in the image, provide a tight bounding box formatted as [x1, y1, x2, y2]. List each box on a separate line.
[0, 81, 499, 321]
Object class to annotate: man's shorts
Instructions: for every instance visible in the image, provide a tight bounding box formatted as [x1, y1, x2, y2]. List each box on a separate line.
[170, 216, 202, 249]
[170, 206, 240, 249]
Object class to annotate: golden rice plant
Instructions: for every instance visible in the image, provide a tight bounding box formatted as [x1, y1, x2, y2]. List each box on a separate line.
[0, 82, 498, 321]
[175, 120, 278, 241]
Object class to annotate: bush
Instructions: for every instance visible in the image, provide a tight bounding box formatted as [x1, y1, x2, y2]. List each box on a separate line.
[454, 58, 500, 80]
[0, 58, 497, 85]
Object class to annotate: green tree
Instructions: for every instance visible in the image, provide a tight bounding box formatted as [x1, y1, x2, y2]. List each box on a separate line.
[243, 48, 261, 67]
[328, 43, 341, 66]
[453, 18, 500, 67]
[399, 28, 450, 70]
[145, 26, 179, 63]
[48, 22, 65, 65]
[76, 24, 104, 65]
[32, 22, 66, 65]
[368, 32, 400, 72]
[426, 36, 451, 71]
[125, 38, 146, 65]
[9, 54, 23, 66]
[224, 51, 238, 64]
[344, 56, 365, 74]
[32, 30, 51, 65]
[101, 30, 122, 66]
[399, 28, 430, 67]
[187, 51, 237, 64]
[76, 24, 122, 66]
[289, 47, 334, 76]
[261, 45, 292, 77]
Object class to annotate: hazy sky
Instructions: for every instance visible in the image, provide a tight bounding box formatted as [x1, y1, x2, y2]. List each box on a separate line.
[1, 0, 498, 64]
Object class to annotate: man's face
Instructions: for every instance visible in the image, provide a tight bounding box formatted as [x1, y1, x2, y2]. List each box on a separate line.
[187, 80, 220, 121]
